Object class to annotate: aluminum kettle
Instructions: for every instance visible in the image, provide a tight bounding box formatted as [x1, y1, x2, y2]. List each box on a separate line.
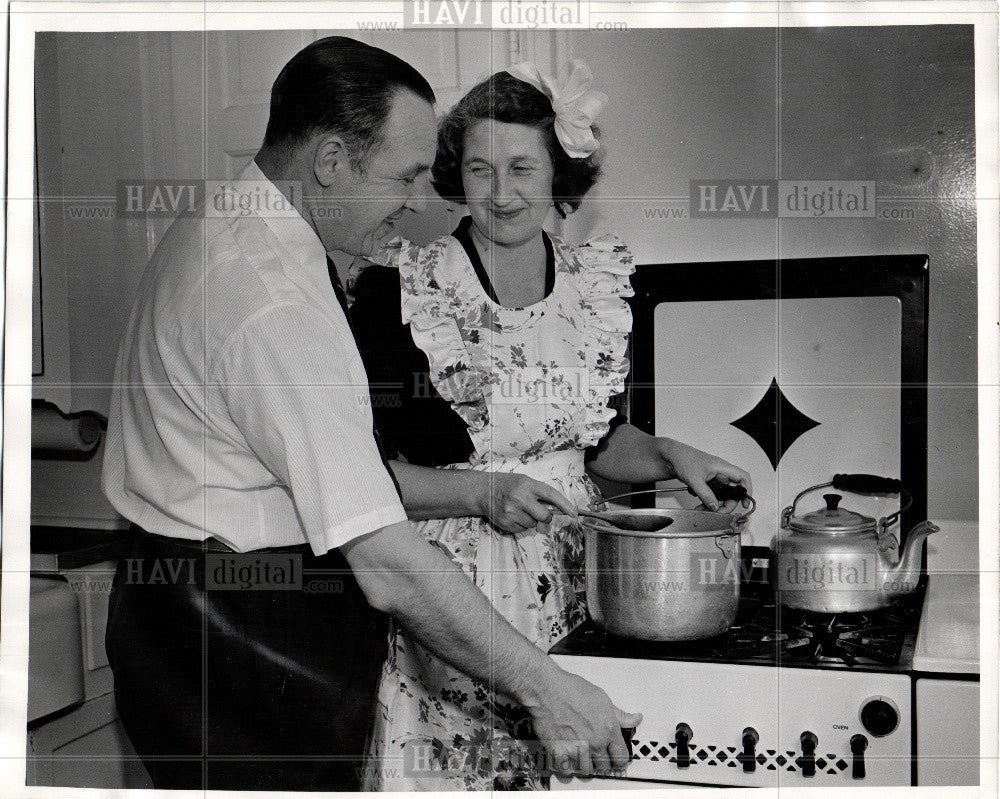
[771, 474, 939, 614]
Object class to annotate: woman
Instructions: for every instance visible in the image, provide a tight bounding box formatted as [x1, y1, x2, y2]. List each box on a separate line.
[351, 62, 751, 790]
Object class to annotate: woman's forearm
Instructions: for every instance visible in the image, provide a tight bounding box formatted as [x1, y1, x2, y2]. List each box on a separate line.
[387, 459, 483, 519]
[584, 423, 674, 484]
[587, 425, 754, 511]
[387, 459, 579, 532]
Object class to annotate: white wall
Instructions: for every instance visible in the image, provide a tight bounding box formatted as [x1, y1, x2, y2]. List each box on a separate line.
[563, 26, 978, 521]
[32, 33, 153, 526]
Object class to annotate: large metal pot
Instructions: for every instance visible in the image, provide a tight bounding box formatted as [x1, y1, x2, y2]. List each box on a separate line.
[582, 487, 755, 641]
[771, 474, 939, 613]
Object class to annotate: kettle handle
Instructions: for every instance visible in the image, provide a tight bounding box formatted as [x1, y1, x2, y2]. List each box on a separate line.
[782, 475, 912, 530]
[832, 474, 903, 495]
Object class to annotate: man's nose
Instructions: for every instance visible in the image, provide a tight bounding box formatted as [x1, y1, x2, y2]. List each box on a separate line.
[404, 178, 429, 214]
[404, 190, 427, 214]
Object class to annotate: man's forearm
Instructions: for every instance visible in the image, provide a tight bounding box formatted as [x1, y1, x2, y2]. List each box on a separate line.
[340, 520, 558, 708]
[387, 459, 484, 520]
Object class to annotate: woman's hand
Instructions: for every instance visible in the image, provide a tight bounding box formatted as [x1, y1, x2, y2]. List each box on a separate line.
[472, 473, 578, 534]
[657, 438, 752, 512]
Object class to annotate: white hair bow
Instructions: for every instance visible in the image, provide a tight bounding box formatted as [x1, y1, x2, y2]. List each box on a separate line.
[506, 60, 608, 159]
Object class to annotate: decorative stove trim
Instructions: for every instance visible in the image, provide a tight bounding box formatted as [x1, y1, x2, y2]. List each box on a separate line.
[629, 738, 850, 775]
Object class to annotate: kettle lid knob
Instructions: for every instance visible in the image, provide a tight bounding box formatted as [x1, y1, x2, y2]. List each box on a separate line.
[823, 493, 843, 511]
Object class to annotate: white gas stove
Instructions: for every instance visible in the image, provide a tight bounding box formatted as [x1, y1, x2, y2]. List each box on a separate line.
[549, 522, 980, 789]
[551, 255, 982, 789]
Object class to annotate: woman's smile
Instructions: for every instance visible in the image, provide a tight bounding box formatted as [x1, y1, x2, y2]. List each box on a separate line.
[461, 120, 555, 248]
[491, 207, 526, 220]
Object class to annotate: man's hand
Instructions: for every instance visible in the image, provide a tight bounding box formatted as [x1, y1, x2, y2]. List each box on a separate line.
[657, 438, 752, 512]
[472, 473, 578, 534]
[523, 667, 643, 777]
[342, 521, 641, 778]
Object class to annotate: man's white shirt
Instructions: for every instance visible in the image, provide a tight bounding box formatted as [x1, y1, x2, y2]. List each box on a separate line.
[102, 161, 407, 554]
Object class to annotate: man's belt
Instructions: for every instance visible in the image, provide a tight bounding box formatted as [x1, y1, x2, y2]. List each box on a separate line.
[131, 525, 309, 554]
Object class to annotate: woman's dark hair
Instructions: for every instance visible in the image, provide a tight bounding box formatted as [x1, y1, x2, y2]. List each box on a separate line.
[264, 36, 435, 171]
[432, 72, 602, 218]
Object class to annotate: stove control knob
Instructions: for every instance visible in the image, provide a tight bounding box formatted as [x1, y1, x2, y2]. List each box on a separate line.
[739, 727, 759, 773]
[796, 731, 818, 777]
[850, 734, 869, 779]
[860, 698, 899, 737]
[674, 723, 693, 769]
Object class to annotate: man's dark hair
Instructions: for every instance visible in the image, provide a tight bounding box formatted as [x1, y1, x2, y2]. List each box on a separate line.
[432, 71, 602, 218]
[263, 36, 435, 171]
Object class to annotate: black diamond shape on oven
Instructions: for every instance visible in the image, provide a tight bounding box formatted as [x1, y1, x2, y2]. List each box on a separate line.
[835, 759, 848, 770]
[730, 378, 820, 469]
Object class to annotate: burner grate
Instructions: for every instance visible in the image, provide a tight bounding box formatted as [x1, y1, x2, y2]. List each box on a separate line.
[780, 608, 912, 666]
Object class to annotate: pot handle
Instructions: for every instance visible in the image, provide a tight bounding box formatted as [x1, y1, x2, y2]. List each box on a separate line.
[604, 481, 753, 508]
[601, 485, 756, 527]
[715, 534, 737, 559]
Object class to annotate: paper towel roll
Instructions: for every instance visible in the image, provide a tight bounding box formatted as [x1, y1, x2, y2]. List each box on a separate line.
[31, 405, 102, 459]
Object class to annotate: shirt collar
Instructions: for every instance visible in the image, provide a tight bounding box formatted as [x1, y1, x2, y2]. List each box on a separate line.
[234, 160, 331, 285]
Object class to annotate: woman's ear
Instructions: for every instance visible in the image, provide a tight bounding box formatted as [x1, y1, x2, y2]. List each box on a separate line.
[313, 134, 349, 188]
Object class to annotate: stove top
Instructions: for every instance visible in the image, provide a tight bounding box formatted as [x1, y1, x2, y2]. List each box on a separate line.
[550, 556, 924, 672]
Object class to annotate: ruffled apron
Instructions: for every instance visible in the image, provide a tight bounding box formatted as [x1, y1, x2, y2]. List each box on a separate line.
[363, 231, 634, 791]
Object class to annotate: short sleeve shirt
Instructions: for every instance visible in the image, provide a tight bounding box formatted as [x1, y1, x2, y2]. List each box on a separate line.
[102, 161, 406, 554]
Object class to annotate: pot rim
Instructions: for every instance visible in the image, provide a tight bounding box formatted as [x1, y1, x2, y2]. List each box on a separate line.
[581, 515, 743, 539]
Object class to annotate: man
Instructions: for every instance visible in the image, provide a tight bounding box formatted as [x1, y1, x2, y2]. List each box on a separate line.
[103, 36, 639, 791]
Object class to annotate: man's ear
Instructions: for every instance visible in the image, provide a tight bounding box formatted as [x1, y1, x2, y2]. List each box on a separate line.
[313, 134, 351, 188]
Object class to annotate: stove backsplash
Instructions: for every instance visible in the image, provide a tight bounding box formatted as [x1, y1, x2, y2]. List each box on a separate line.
[651, 295, 903, 548]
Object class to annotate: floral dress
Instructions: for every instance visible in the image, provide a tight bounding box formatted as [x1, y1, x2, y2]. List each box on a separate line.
[356, 222, 634, 791]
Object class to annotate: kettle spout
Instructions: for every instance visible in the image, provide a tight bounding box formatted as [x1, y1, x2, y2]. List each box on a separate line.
[883, 521, 940, 596]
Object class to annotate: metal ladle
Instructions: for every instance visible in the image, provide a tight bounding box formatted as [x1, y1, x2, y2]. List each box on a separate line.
[574, 507, 676, 532]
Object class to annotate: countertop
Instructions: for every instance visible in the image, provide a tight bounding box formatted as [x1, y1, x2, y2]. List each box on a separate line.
[912, 520, 980, 674]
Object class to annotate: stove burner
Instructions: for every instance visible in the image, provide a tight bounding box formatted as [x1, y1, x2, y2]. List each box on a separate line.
[549, 580, 923, 671]
[782, 607, 914, 666]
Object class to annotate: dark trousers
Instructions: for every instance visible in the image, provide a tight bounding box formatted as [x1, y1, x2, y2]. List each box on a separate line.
[105, 529, 387, 791]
